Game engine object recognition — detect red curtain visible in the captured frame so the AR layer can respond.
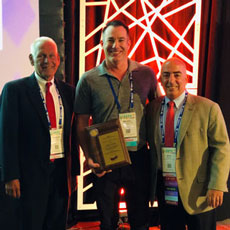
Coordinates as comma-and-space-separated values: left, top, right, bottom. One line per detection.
198, 0, 230, 135
64, 0, 79, 86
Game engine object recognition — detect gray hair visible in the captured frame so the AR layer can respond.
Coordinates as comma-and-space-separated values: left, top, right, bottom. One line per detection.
30, 36, 58, 57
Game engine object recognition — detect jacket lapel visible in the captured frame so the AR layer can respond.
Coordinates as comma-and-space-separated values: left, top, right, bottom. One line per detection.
153, 98, 163, 152
25, 74, 49, 129
55, 79, 71, 140
177, 94, 195, 151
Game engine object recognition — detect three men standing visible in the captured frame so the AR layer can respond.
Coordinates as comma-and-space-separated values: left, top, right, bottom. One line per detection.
0, 21, 229, 230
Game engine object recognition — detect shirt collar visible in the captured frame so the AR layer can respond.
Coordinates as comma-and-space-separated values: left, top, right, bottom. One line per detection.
98, 61, 109, 76
34, 72, 55, 87
165, 91, 186, 109
98, 59, 136, 77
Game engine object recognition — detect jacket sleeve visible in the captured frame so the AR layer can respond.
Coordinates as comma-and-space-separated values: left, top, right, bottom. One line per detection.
70, 113, 80, 176
0, 83, 20, 182
208, 102, 230, 191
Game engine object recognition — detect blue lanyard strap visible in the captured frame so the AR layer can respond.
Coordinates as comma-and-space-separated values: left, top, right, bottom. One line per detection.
129, 72, 134, 109
107, 76, 121, 111
160, 92, 188, 145
106, 73, 134, 112
40, 84, 63, 129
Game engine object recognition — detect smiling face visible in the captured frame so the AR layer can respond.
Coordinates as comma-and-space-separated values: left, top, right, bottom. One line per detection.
160, 58, 187, 100
102, 25, 131, 67
29, 39, 60, 81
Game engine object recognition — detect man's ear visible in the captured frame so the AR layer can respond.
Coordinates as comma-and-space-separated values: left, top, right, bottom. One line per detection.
57, 54, 61, 66
29, 54, 34, 66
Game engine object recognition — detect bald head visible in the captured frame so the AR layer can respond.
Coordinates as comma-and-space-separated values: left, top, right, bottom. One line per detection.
160, 57, 187, 100
30, 36, 58, 57
161, 57, 186, 73
29, 36, 60, 81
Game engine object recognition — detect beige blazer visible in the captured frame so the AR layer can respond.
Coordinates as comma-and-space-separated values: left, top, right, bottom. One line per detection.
146, 93, 230, 214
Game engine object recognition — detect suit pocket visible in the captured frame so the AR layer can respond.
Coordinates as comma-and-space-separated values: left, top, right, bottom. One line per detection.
186, 127, 204, 136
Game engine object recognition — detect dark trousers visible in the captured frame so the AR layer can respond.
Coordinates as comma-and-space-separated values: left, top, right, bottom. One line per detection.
156, 171, 216, 230
0, 159, 68, 230
94, 146, 150, 230
0, 182, 20, 229
42, 159, 68, 230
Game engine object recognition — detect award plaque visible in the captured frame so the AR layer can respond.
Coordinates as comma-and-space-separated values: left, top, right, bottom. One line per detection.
85, 119, 131, 173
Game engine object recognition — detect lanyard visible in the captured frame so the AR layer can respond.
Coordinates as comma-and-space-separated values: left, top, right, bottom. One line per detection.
39, 84, 63, 129
106, 72, 134, 112
160, 92, 188, 145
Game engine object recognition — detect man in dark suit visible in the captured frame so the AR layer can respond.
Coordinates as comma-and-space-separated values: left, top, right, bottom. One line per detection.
0, 36, 80, 230
146, 57, 230, 230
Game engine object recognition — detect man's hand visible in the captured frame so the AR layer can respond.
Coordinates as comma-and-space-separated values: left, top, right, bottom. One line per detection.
5, 179, 21, 198
87, 158, 112, 178
76, 115, 112, 177
206, 189, 223, 208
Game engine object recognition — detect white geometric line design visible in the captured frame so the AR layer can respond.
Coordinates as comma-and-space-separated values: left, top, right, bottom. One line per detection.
78, 0, 202, 210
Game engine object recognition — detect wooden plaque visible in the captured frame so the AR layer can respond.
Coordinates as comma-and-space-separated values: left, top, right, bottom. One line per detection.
85, 119, 131, 173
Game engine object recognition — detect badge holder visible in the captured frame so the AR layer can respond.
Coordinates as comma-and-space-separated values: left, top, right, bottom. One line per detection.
50, 128, 64, 159
119, 112, 137, 147
162, 147, 178, 205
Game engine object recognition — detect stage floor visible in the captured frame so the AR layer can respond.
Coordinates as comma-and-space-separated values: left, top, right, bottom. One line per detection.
68, 219, 230, 230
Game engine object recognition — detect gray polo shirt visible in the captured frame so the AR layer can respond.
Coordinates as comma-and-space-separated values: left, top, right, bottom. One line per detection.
74, 59, 157, 151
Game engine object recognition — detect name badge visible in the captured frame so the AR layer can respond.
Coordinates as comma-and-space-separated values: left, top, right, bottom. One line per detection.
50, 128, 64, 159
119, 112, 137, 147
162, 147, 178, 205
162, 147, 176, 173
164, 175, 178, 205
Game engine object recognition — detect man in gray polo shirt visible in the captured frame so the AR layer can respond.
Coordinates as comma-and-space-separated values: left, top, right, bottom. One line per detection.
74, 20, 160, 230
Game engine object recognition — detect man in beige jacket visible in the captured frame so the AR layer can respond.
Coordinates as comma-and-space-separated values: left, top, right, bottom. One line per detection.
146, 57, 230, 230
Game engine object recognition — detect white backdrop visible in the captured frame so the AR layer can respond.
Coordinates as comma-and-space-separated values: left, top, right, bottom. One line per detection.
0, 0, 39, 91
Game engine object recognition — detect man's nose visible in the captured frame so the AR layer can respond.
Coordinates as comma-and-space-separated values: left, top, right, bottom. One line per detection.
168, 74, 175, 83
44, 56, 48, 63
112, 40, 119, 48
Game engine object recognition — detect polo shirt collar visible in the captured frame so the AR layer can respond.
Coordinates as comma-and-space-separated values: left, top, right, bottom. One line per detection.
98, 59, 139, 77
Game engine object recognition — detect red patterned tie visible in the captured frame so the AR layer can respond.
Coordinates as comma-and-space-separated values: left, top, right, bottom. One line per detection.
46, 82, 56, 129
165, 101, 175, 147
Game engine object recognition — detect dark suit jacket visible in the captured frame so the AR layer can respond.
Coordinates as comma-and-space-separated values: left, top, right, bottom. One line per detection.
0, 73, 80, 210
146, 93, 230, 214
